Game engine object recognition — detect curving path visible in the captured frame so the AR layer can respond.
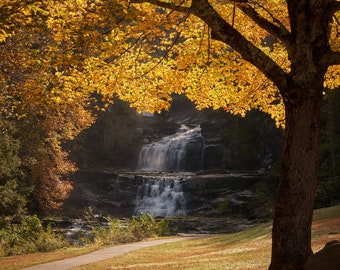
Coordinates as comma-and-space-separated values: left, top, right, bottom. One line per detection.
20, 235, 207, 270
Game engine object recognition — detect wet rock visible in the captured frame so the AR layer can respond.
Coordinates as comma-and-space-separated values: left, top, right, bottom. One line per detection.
57, 170, 278, 222
58, 171, 140, 218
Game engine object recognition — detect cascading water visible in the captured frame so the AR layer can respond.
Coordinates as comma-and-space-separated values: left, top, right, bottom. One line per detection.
137, 124, 203, 172
134, 125, 203, 217
134, 177, 186, 217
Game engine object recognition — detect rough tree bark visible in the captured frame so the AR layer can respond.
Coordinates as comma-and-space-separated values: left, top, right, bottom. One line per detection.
268, 1, 333, 268
269, 86, 323, 270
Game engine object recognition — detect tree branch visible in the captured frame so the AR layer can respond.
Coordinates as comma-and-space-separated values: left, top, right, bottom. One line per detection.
321, 51, 340, 67
130, 0, 192, 14
134, 30, 184, 79
130, 0, 289, 92
190, 0, 288, 91
236, 3, 291, 48
330, 1, 340, 14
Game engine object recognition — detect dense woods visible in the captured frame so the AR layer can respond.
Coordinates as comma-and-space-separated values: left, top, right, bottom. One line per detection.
0, 1, 339, 269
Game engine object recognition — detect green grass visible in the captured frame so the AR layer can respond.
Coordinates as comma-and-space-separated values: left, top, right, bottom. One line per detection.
313, 204, 340, 221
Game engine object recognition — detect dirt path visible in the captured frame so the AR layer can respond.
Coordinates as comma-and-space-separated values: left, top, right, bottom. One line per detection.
20, 235, 206, 270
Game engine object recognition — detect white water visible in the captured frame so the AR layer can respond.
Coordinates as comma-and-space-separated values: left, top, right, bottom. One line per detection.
134, 125, 202, 217
137, 125, 202, 172
134, 177, 186, 217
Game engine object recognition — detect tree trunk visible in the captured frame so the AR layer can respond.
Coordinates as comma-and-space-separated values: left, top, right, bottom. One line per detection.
269, 89, 323, 270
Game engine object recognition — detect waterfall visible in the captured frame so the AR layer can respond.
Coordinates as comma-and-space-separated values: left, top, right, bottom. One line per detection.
137, 125, 203, 172
134, 177, 186, 217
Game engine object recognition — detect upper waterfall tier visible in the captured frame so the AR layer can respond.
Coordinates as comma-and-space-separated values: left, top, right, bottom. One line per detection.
137, 125, 203, 172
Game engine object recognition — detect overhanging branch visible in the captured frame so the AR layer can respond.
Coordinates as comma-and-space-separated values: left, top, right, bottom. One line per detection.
236, 3, 291, 48
330, 1, 340, 14
321, 51, 340, 67
130, 0, 192, 13
130, 0, 289, 92
190, 0, 289, 91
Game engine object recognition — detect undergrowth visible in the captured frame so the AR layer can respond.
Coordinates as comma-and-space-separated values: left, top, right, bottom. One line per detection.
0, 213, 171, 257
0, 215, 66, 256
92, 213, 171, 245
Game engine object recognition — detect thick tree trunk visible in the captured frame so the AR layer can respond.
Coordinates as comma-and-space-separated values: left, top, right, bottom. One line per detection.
268, 1, 331, 266
269, 90, 323, 270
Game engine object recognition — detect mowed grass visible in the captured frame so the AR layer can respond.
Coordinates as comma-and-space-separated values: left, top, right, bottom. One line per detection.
0, 245, 101, 270
73, 224, 273, 270
0, 205, 339, 270
73, 205, 340, 270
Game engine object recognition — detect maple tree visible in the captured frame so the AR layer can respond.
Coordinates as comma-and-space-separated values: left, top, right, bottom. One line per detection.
0, 0, 339, 269
0, 0, 95, 211
48, 1, 337, 268
64, 1, 338, 269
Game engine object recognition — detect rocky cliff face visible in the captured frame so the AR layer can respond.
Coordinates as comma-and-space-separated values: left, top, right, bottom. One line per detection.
60, 95, 282, 220
58, 170, 277, 222
58, 170, 139, 218
56, 92, 340, 224
68, 95, 282, 173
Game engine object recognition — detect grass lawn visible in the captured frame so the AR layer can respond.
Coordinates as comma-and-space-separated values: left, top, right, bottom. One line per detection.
1, 205, 339, 270
0, 245, 101, 270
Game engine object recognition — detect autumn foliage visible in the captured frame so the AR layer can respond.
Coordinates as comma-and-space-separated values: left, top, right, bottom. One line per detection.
0, 1, 339, 268
0, 0, 338, 208
0, 0, 95, 212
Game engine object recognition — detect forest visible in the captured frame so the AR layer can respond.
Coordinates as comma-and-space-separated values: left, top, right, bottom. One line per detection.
0, 1, 339, 269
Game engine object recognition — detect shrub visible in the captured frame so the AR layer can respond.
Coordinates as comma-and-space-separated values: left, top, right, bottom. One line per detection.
0, 214, 171, 257
0, 215, 66, 256
92, 218, 133, 245
92, 213, 171, 245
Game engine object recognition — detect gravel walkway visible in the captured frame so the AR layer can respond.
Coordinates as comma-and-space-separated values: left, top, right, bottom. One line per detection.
20, 235, 205, 270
